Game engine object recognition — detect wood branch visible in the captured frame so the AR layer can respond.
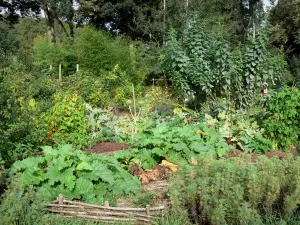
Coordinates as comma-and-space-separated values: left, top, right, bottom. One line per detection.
48, 206, 159, 219
49, 210, 151, 222
62, 200, 164, 211
56, 17, 69, 37
48, 209, 128, 217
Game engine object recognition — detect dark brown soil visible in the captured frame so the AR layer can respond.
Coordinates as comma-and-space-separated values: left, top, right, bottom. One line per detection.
86, 142, 130, 156
227, 146, 297, 163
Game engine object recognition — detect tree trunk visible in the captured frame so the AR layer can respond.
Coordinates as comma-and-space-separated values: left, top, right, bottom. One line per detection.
40, 0, 56, 43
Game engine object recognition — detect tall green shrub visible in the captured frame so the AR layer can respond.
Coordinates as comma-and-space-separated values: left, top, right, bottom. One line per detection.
42, 93, 91, 149
262, 86, 300, 150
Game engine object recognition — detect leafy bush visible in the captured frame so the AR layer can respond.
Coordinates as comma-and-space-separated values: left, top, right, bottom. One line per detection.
262, 86, 300, 150
229, 115, 273, 154
170, 154, 300, 225
0, 21, 18, 68
75, 27, 149, 82
115, 120, 231, 169
42, 93, 91, 149
86, 105, 128, 143
0, 61, 56, 165
10, 145, 140, 205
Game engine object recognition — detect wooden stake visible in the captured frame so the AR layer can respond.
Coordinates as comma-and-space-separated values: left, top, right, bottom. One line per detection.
59, 64, 62, 81
146, 205, 150, 216
76, 64, 79, 72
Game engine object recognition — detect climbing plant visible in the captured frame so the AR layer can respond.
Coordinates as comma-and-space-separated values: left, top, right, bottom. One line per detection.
163, 19, 288, 109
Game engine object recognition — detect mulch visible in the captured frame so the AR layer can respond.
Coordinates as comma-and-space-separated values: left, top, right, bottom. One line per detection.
86, 142, 130, 156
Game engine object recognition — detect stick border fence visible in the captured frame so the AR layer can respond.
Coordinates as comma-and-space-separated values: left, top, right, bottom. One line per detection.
47, 194, 165, 224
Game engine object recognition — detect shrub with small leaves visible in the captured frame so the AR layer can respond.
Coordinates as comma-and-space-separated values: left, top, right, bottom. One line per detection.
262, 86, 300, 150
170, 154, 300, 225
42, 93, 91, 149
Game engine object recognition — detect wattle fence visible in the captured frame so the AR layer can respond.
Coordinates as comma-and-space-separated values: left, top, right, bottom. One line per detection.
47, 195, 165, 224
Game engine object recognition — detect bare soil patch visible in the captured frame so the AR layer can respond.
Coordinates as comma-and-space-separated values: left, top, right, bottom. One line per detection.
86, 142, 130, 156
227, 146, 297, 163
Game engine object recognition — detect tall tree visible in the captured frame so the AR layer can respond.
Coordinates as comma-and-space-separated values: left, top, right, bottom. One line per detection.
77, 0, 265, 43
269, 0, 300, 55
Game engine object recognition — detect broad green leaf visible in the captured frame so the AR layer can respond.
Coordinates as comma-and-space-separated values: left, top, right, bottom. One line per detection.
76, 162, 93, 171
47, 166, 61, 185
10, 157, 44, 174
36, 185, 57, 201
22, 169, 47, 185
91, 163, 114, 185
75, 177, 94, 196
58, 144, 73, 155
94, 183, 107, 197
172, 143, 189, 152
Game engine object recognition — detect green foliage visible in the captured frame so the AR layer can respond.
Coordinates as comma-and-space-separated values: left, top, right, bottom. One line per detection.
10, 145, 140, 204
133, 191, 157, 207
15, 18, 46, 68
86, 104, 128, 143
0, 60, 57, 165
42, 93, 91, 149
228, 115, 273, 154
163, 20, 287, 109
237, 131, 273, 154
0, 174, 133, 225
262, 86, 300, 150
170, 154, 300, 225
115, 120, 231, 169
32, 35, 61, 72
75, 27, 149, 81
152, 209, 192, 225
0, 21, 18, 67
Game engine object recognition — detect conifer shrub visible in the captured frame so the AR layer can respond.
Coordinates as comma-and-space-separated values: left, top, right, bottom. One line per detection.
170, 154, 300, 225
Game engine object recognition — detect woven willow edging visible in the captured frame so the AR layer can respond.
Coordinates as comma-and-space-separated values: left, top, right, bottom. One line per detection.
47, 195, 165, 224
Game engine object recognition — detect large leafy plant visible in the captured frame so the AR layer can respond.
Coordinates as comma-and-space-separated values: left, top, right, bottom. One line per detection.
86, 104, 128, 143
262, 86, 300, 150
163, 19, 286, 109
0, 61, 57, 165
115, 121, 231, 169
10, 145, 140, 204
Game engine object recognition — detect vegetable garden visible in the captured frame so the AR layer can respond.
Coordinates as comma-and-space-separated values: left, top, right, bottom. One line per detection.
1, 1, 300, 224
